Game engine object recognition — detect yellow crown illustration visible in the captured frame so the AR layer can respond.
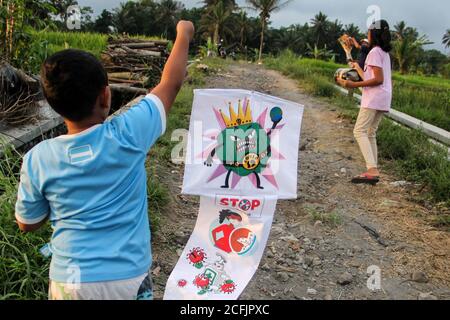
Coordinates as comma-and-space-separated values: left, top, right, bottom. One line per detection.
220, 100, 252, 128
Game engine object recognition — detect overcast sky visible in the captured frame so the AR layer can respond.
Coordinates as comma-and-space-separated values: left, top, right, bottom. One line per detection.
77, 0, 450, 53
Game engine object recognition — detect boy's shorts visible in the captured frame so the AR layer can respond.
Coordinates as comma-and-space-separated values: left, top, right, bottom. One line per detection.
49, 272, 153, 300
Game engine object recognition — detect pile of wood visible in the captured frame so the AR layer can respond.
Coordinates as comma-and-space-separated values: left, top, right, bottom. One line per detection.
102, 37, 170, 90
0, 62, 41, 126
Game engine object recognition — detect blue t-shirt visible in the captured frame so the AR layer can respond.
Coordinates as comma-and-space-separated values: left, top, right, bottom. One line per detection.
15, 94, 166, 283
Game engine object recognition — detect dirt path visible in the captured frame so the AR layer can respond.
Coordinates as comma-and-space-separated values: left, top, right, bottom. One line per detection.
151, 62, 450, 300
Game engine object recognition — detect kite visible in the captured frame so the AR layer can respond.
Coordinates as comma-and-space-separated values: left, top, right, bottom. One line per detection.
164, 89, 304, 300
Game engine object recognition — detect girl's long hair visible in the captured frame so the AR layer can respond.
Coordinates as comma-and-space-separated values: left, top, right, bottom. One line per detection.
369, 20, 392, 52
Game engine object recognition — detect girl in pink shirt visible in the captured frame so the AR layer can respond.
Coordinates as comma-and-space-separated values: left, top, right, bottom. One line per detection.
337, 20, 393, 185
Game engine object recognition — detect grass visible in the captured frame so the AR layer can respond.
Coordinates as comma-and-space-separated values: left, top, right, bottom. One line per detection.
433, 215, 450, 232
0, 145, 51, 300
266, 51, 450, 207
30, 30, 108, 57
266, 51, 450, 131
306, 207, 343, 228
26, 30, 167, 74
25, 30, 108, 73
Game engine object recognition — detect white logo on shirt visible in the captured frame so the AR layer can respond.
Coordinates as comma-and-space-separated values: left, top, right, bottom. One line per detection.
69, 145, 94, 164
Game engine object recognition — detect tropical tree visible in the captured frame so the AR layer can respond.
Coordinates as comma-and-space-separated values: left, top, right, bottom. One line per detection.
415, 49, 449, 74
344, 23, 362, 38
93, 9, 114, 34
200, 0, 235, 45
306, 43, 335, 60
46, 0, 92, 30
394, 21, 408, 38
270, 26, 304, 54
0, 0, 55, 69
156, 0, 183, 39
392, 21, 432, 74
113, 0, 159, 36
443, 29, 450, 49
310, 11, 329, 47
246, 0, 292, 62
236, 10, 252, 47
48, 0, 77, 21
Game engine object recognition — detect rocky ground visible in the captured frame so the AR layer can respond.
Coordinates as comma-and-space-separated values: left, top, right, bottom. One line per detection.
150, 61, 450, 300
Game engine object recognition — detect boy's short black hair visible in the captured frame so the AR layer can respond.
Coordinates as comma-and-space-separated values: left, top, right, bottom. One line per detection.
41, 49, 108, 122
369, 20, 392, 53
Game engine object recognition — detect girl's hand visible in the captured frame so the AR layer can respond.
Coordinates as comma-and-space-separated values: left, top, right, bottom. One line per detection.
336, 78, 347, 88
350, 62, 359, 69
337, 78, 356, 89
346, 80, 356, 88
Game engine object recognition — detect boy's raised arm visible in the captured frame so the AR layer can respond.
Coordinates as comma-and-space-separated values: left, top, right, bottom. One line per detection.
151, 21, 195, 114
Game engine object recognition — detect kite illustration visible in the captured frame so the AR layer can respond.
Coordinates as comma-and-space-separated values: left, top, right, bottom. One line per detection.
202, 98, 285, 190
164, 90, 303, 300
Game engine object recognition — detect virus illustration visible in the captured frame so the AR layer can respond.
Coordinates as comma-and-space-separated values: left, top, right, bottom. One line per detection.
187, 247, 207, 269
193, 274, 211, 293
177, 279, 187, 288
192, 253, 236, 296
220, 280, 237, 294
202, 98, 285, 190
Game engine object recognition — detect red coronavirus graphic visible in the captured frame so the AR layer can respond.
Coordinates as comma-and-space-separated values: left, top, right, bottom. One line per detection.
187, 247, 207, 268
177, 279, 187, 288
220, 280, 236, 294
193, 274, 210, 289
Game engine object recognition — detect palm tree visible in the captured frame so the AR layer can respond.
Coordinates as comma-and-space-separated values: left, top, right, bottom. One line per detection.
236, 10, 252, 47
392, 21, 432, 74
272, 26, 303, 53
246, 0, 292, 63
443, 29, 450, 49
394, 21, 407, 39
344, 23, 361, 38
310, 11, 329, 47
203, 0, 236, 8
200, 0, 234, 45
157, 0, 183, 38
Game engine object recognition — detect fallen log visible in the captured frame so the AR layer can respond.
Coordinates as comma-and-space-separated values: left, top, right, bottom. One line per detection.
108, 77, 144, 85
107, 72, 147, 81
119, 46, 161, 57
109, 84, 148, 95
108, 38, 169, 46
108, 43, 164, 50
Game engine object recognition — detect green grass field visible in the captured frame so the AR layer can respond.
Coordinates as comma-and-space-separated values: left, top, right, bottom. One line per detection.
27, 31, 166, 74
266, 51, 450, 131
265, 51, 450, 206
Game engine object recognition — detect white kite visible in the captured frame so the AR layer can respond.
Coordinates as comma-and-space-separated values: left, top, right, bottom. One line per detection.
164, 89, 304, 300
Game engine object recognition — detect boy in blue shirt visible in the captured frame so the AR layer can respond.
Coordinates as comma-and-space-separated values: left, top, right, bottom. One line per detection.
15, 21, 194, 300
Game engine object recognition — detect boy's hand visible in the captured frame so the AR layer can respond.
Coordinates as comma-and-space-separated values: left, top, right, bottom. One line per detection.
177, 21, 195, 42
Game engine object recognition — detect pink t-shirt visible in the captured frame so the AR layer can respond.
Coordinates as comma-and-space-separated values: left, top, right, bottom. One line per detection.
361, 46, 392, 112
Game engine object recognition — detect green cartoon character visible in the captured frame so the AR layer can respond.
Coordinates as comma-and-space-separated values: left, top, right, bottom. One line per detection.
204, 100, 283, 189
